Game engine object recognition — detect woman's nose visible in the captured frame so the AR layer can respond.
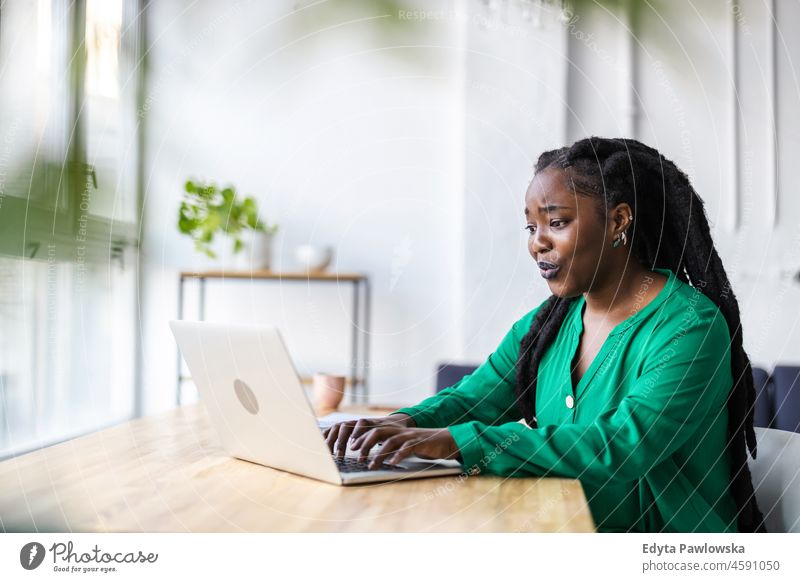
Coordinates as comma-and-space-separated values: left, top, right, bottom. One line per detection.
529, 231, 551, 255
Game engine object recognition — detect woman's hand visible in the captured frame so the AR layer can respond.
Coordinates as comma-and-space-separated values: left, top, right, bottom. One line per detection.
323, 414, 416, 458
351, 426, 462, 470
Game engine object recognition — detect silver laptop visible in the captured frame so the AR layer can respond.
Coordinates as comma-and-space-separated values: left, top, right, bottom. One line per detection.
169, 320, 464, 485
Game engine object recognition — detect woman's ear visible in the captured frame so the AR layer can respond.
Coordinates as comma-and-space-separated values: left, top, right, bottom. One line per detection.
611, 203, 634, 236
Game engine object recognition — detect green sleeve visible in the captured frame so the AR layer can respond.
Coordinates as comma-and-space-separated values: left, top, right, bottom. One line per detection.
448, 310, 733, 484
388, 305, 543, 428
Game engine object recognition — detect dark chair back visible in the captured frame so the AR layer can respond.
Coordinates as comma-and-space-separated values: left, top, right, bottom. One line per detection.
752, 366, 773, 429
435, 363, 479, 393
772, 366, 800, 433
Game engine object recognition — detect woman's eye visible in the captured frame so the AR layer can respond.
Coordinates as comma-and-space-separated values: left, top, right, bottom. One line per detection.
525, 220, 567, 234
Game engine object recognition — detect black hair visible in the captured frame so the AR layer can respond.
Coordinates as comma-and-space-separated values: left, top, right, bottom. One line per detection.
514, 136, 765, 533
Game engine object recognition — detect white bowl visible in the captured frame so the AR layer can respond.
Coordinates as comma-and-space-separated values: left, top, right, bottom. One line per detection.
294, 244, 333, 272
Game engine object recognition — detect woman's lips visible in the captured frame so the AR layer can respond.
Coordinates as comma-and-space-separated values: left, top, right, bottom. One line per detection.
539, 265, 561, 280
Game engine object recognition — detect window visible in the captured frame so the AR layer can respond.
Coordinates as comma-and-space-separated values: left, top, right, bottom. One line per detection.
0, 0, 142, 458
0, 0, 139, 259
0, 253, 136, 458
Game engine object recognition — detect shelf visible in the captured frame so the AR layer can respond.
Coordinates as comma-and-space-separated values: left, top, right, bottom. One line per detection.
179, 270, 366, 282
177, 272, 370, 405
178, 375, 365, 386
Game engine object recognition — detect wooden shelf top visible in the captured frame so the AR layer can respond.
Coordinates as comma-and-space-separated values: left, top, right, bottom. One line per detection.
180, 375, 365, 386
179, 270, 367, 282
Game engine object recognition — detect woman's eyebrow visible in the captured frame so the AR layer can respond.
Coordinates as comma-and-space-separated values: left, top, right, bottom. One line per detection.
524, 205, 571, 215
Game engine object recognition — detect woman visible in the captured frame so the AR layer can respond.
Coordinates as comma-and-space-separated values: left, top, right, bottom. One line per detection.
323, 137, 766, 533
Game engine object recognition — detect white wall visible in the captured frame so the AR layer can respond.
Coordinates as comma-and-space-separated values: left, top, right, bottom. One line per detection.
140, 0, 800, 415
459, 1, 568, 360
140, 0, 464, 412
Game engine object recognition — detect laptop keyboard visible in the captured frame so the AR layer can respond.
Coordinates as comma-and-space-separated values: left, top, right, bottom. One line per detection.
334, 456, 410, 473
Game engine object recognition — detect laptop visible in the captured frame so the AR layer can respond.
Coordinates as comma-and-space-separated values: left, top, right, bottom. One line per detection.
169, 320, 465, 485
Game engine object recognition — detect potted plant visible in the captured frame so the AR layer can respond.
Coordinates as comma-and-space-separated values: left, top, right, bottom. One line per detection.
177, 179, 278, 269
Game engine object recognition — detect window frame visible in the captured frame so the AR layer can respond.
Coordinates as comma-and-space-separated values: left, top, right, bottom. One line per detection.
0, 0, 141, 263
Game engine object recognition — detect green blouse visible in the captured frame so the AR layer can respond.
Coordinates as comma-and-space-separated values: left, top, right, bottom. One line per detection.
390, 267, 739, 533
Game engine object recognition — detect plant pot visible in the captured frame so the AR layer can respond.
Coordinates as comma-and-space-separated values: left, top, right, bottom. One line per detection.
249, 231, 274, 270
218, 231, 274, 272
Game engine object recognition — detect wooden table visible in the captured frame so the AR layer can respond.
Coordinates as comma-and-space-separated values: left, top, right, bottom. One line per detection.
0, 405, 595, 533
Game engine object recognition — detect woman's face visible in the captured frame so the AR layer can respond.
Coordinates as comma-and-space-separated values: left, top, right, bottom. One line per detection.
524, 167, 614, 298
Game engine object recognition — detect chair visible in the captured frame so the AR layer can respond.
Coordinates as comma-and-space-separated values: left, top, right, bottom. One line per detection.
747, 365, 800, 433
751, 366, 773, 429
435, 363, 478, 393
772, 366, 800, 433
748, 427, 800, 533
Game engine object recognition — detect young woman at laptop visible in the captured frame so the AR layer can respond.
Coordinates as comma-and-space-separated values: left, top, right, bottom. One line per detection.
322, 137, 766, 533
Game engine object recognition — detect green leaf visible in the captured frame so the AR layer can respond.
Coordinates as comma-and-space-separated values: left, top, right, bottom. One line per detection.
199, 228, 214, 243
193, 240, 216, 258
204, 212, 222, 233
177, 215, 193, 234
241, 197, 259, 229
199, 183, 216, 200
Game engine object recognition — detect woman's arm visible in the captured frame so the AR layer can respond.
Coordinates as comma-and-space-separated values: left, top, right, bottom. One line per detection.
388, 307, 542, 428
447, 311, 733, 485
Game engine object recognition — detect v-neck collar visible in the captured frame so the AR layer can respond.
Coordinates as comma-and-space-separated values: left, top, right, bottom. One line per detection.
567, 267, 677, 397
569, 267, 677, 336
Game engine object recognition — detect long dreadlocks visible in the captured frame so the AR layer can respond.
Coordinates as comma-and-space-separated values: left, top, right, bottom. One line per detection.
514, 136, 766, 533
